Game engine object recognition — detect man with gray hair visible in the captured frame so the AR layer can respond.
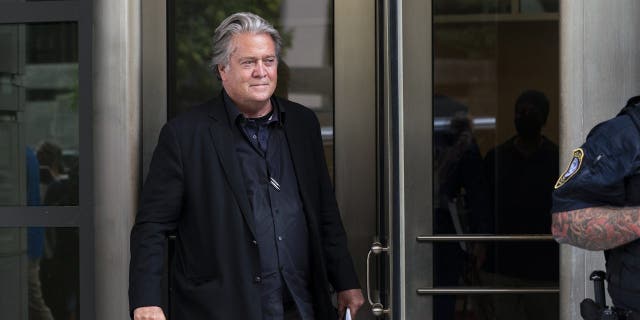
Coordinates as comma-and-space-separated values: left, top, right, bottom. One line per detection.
129, 12, 364, 320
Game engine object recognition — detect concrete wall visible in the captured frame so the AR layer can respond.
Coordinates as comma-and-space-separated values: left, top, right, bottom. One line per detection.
559, 1, 640, 319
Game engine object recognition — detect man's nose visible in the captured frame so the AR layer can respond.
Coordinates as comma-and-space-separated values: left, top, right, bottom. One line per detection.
253, 61, 267, 77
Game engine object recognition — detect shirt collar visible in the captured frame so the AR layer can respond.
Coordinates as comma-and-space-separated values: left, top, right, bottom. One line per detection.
222, 90, 285, 126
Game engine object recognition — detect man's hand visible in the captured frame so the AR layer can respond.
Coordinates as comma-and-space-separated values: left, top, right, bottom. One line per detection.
337, 288, 365, 320
133, 306, 165, 320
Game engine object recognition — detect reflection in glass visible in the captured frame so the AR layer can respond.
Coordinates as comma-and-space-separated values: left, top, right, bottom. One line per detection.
0, 22, 78, 207
0, 0, 74, 2
432, 240, 558, 288
432, 240, 558, 319
432, 1, 560, 319
0, 227, 79, 319
171, 0, 335, 176
434, 293, 558, 319
433, 0, 511, 15
520, 0, 559, 13
484, 91, 559, 289
433, 95, 491, 236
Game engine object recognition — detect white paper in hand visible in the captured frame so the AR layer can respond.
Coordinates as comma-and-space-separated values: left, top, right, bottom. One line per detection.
345, 307, 352, 320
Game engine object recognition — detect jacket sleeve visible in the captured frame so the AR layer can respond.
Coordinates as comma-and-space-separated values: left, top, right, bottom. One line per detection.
129, 123, 184, 315
308, 112, 361, 292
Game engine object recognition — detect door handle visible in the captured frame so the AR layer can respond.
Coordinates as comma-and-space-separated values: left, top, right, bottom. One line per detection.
366, 242, 390, 317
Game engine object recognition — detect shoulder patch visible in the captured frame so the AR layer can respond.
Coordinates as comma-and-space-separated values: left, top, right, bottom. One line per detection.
554, 148, 584, 189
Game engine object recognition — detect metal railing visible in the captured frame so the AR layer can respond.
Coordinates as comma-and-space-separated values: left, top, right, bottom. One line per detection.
417, 287, 559, 295
415, 233, 559, 295
417, 234, 554, 242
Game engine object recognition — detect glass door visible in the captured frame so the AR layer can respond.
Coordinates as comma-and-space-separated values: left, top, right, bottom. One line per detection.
389, 0, 561, 319
162, 2, 381, 319
153, 1, 562, 319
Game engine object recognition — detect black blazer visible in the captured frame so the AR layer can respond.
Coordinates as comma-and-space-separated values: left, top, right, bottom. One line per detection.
129, 95, 360, 319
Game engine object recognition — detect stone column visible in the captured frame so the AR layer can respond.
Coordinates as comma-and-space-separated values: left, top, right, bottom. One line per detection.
93, 0, 140, 318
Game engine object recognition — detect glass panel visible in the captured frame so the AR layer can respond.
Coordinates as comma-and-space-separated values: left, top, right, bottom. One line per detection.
0, 227, 79, 319
433, 241, 558, 288
171, 0, 335, 177
431, 1, 560, 318
433, 293, 558, 320
520, 0, 559, 13
432, 16, 559, 234
433, 0, 512, 15
0, 22, 78, 207
0, 0, 75, 2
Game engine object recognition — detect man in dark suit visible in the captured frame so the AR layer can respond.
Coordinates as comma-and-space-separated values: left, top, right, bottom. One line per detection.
129, 12, 364, 320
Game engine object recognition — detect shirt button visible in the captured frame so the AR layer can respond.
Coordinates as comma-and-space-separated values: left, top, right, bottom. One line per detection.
252, 239, 257, 245
252, 134, 257, 139
254, 275, 262, 283
278, 236, 283, 241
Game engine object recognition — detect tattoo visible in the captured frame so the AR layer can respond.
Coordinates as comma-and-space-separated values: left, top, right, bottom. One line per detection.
552, 206, 640, 251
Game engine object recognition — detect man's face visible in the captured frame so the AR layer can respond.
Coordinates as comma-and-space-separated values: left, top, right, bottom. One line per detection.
514, 102, 545, 137
219, 33, 278, 113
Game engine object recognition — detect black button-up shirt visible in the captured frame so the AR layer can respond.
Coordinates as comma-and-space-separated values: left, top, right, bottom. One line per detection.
223, 92, 313, 319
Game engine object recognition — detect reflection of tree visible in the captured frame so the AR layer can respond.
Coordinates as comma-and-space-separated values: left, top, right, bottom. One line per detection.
174, 1, 292, 113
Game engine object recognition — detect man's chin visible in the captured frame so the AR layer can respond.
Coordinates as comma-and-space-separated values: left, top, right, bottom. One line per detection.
248, 91, 274, 101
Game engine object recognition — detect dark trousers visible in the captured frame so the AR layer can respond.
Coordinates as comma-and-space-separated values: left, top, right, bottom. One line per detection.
283, 300, 302, 320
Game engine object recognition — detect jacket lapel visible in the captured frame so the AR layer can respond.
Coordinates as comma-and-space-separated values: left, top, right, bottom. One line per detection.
208, 100, 257, 238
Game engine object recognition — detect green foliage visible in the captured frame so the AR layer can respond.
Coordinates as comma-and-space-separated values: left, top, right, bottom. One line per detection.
174, 0, 292, 111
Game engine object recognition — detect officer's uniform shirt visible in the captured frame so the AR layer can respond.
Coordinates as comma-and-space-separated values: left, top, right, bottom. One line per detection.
551, 109, 640, 311
552, 114, 640, 212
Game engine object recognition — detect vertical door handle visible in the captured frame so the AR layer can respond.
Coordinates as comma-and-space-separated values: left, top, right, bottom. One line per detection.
366, 242, 390, 317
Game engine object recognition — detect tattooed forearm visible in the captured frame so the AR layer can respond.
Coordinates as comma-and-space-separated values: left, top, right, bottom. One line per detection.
551, 206, 640, 251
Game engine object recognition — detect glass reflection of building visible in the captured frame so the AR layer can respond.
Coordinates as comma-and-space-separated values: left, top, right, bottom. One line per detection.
432, 1, 560, 318
0, 22, 79, 319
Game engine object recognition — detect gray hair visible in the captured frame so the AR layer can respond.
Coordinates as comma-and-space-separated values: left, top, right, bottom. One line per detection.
211, 12, 282, 79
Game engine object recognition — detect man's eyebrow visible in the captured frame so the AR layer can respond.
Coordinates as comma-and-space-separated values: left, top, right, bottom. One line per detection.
238, 54, 276, 59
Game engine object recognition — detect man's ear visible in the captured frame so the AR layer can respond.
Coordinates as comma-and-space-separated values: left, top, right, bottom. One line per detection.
218, 64, 227, 81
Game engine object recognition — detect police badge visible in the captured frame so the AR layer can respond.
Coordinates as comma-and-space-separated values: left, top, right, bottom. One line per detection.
555, 148, 584, 189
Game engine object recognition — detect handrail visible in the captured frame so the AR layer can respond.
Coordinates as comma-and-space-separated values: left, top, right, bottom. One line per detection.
417, 234, 554, 242
417, 287, 559, 295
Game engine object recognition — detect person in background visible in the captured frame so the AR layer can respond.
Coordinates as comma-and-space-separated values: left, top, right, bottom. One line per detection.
26, 146, 55, 320
433, 95, 491, 319
36, 141, 80, 320
484, 90, 559, 319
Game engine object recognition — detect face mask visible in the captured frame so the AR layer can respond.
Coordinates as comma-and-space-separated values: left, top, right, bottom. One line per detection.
514, 115, 542, 138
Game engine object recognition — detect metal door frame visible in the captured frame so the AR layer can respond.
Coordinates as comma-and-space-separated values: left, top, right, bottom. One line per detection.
398, 1, 561, 319
397, 0, 432, 317
148, 1, 386, 318
352, 1, 562, 319
334, 1, 378, 319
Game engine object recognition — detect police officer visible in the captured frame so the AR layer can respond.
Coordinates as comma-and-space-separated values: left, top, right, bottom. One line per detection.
551, 95, 640, 318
